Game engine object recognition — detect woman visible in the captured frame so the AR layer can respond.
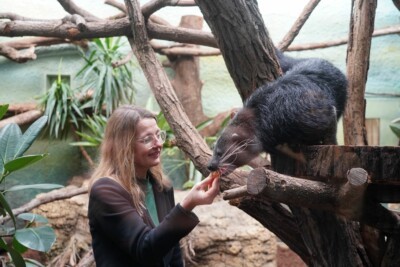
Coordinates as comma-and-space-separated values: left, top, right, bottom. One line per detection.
88, 105, 220, 267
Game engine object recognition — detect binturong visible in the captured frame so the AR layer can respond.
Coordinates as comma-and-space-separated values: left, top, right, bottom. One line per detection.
208, 51, 348, 176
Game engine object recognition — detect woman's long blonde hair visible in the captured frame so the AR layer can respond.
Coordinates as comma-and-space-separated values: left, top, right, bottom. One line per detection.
89, 105, 171, 214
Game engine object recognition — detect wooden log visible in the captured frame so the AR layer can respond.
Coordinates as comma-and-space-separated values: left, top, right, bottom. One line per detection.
222, 185, 247, 200
272, 145, 400, 185
0, 109, 43, 129
245, 167, 368, 220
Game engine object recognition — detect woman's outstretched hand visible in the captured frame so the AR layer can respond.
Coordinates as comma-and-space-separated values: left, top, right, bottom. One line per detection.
180, 172, 220, 211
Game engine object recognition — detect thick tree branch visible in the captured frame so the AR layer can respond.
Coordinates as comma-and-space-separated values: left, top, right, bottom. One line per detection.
57, 0, 102, 22
124, 0, 212, 174
0, 185, 88, 224
0, 44, 36, 62
0, 37, 87, 62
226, 167, 369, 221
0, 18, 217, 47
105, 0, 127, 13
278, 0, 321, 51
343, 0, 377, 146
0, 110, 43, 129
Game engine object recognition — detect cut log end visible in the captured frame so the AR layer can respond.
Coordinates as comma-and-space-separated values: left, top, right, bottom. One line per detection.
347, 167, 369, 186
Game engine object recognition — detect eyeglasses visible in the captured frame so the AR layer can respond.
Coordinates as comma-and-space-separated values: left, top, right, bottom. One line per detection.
136, 130, 167, 147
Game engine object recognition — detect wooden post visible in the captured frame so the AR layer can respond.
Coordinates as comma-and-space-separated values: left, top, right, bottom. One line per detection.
343, 0, 377, 145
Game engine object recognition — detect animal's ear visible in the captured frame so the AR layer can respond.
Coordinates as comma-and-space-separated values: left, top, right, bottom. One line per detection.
230, 108, 239, 119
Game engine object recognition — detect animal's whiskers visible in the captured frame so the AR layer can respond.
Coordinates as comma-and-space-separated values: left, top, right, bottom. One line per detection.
219, 138, 256, 167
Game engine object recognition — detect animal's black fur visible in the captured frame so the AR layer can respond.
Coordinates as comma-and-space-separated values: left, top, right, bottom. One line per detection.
208, 51, 348, 175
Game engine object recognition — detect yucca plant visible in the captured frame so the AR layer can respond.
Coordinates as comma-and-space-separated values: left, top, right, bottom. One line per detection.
0, 104, 63, 267
69, 114, 107, 147
77, 37, 136, 116
38, 61, 83, 139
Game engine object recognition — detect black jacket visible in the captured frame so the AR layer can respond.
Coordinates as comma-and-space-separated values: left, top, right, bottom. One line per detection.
88, 177, 199, 267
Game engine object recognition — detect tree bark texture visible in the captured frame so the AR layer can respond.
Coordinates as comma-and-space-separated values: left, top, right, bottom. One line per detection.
169, 15, 208, 127
193, 1, 388, 266
343, 0, 377, 146
195, 0, 282, 101
124, 0, 212, 175
271, 145, 400, 265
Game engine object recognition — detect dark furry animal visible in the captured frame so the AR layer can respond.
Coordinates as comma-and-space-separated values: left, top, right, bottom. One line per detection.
208, 51, 348, 175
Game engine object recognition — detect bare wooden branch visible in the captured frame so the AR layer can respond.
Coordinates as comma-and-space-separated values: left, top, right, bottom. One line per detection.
149, 15, 173, 27
336, 168, 369, 219
0, 43, 36, 62
62, 14, 88, 32
147, 21, 218, 47
124, 0, 212, 174
0, 110, 43, 129
142, 0, 197, 18
0, 186, 88, 224
158, 46, 220, 56
1, 37, 86, 49
112, 51, 134, 68
278, 0, 321, 51
7, 102, 37, 113
246, 167, 368, 220
287, 25, 400, 51
272, 145, 400, 186
0, 36, 87, 63
222, 185, 247, 200
343, 0, 377, 146
57, 0, 102, 22
105, 0, 127, 13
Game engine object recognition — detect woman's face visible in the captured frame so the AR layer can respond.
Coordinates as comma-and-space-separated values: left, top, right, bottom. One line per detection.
134, 118, 163, 178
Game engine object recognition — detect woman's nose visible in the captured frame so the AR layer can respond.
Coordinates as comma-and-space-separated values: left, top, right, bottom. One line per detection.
152, 137, 163, 148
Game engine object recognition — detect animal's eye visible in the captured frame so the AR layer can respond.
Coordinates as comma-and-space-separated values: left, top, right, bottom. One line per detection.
210, 142, 216, 150
231, 133, 239, 140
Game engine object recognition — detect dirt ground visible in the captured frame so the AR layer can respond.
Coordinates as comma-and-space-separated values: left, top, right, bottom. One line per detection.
277, 243, 307, 267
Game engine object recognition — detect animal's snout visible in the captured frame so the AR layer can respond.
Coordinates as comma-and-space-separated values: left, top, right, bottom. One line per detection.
207, 159, 219, 172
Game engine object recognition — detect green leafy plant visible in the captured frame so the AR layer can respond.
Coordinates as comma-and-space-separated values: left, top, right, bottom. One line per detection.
38, 61, 83, 139
0, 104, 63, 266
70, 114, 107, 147
77, 37, 136, 116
